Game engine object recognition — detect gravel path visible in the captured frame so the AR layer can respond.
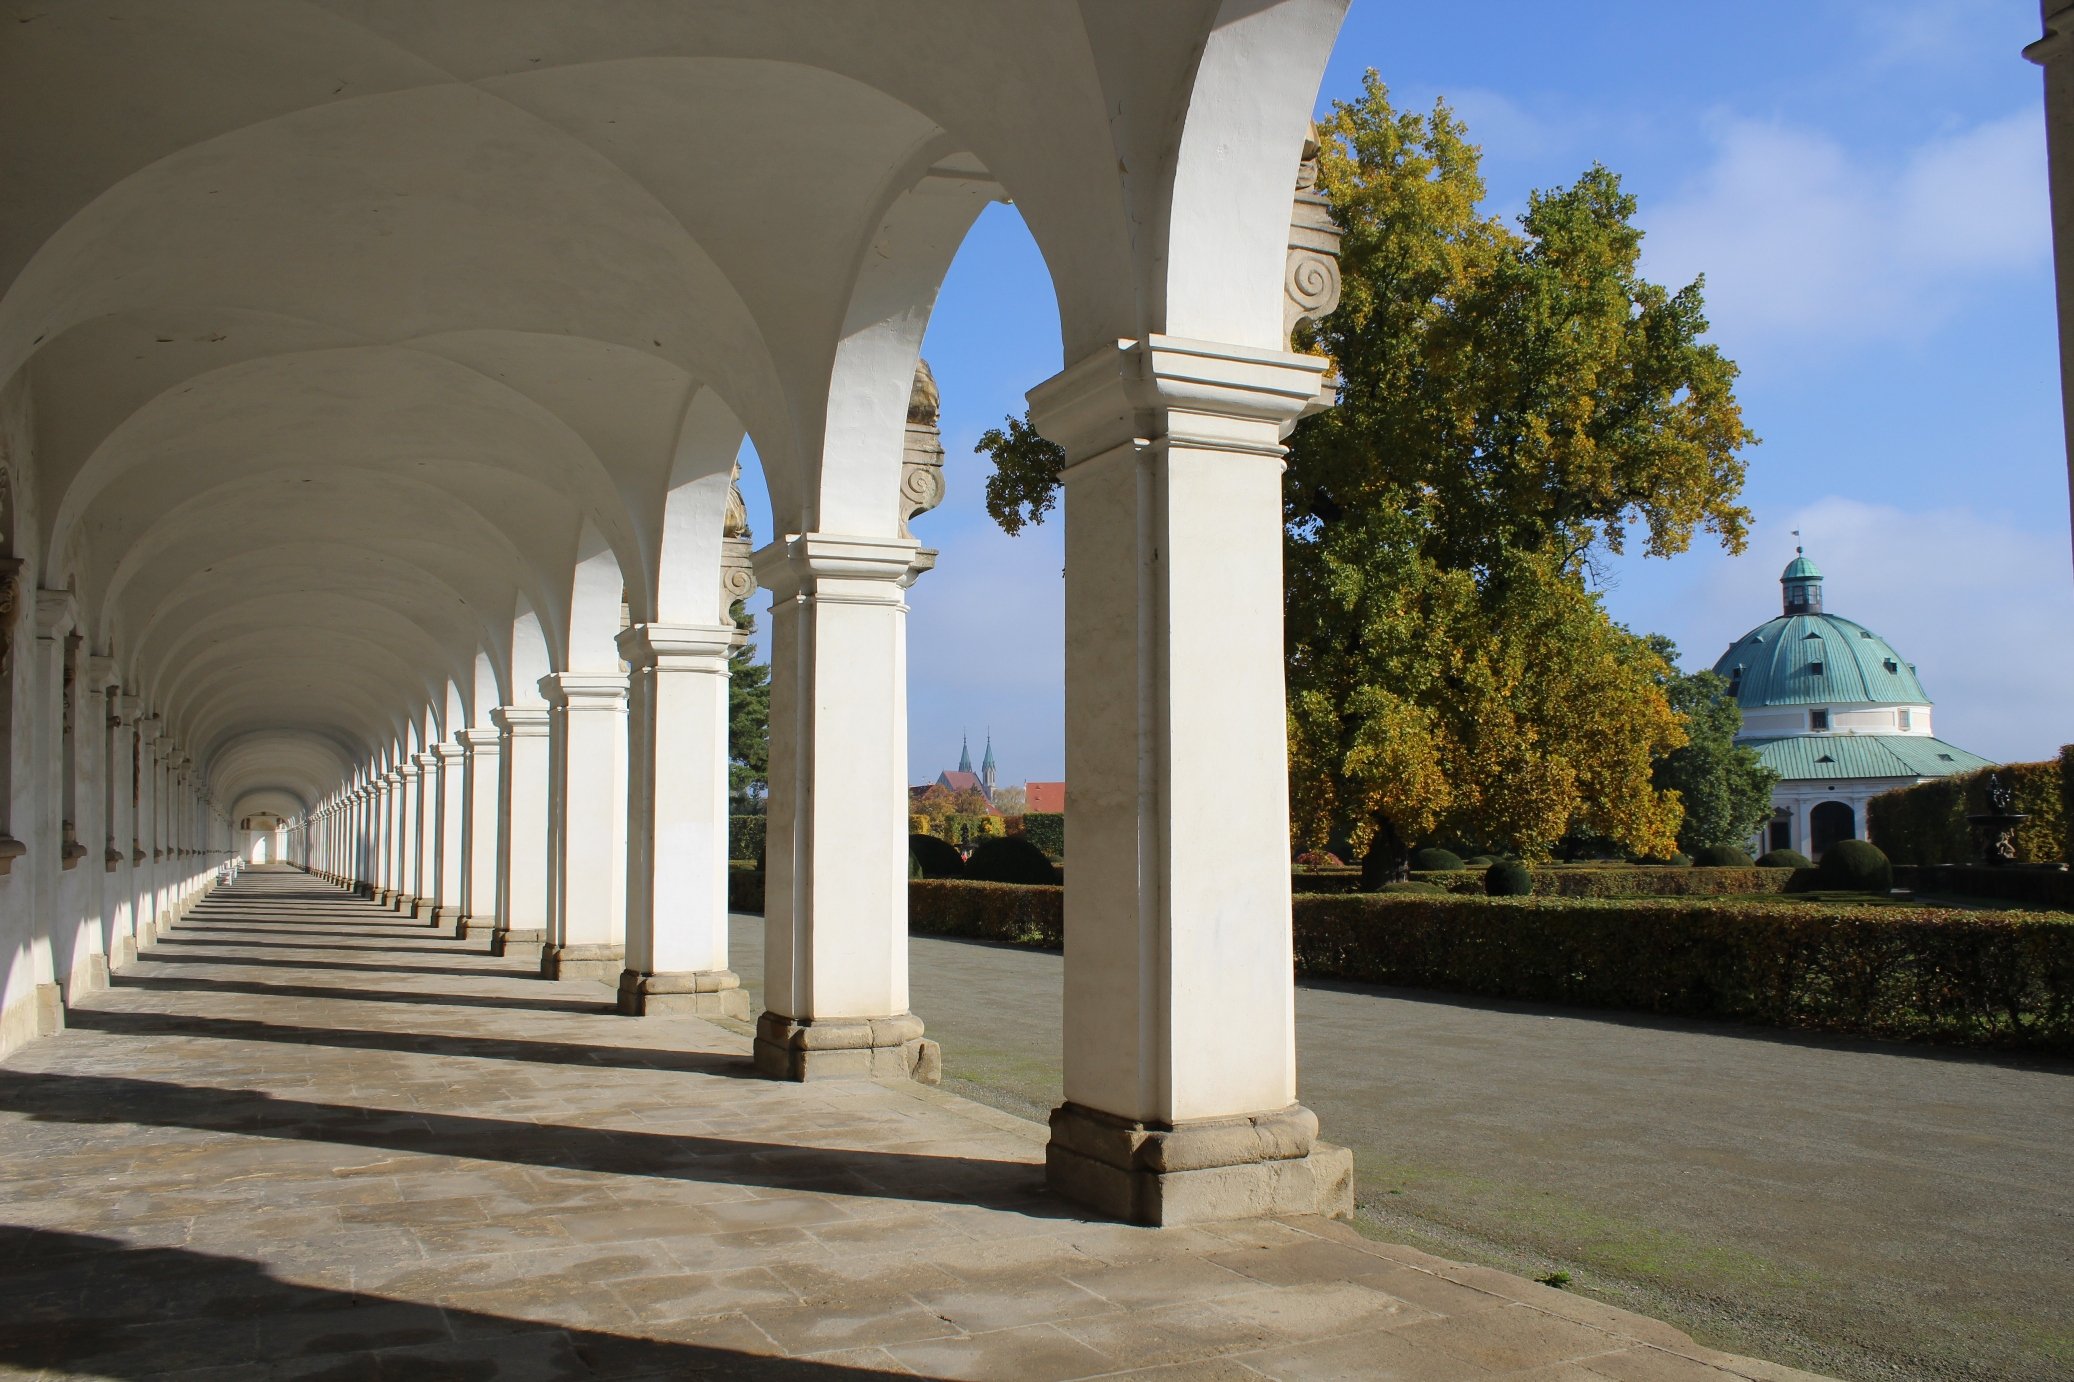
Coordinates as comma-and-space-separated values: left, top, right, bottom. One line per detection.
730, 917, 2074, 1382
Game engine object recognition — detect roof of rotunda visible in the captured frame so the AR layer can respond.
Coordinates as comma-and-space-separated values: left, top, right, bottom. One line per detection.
1743, 734, 1992, 781
1711, 612, 1931, 708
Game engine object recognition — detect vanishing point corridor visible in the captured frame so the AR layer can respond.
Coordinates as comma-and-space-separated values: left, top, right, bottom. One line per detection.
0, 867, 1818, 1381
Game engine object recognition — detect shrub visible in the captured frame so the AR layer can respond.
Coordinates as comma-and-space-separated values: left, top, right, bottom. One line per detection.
938, 814, 1006, 846
1821, 839, 1893, 893
909, 879, 1063, 947
1410, 847, 1465, 871
1381, 880, 1446, 895
964, 835, 1061, 885
1668, 853, 1692, 867
728, 869, 765, 915
908, 851, 924, 880
1021, 812, 1065, 858
909, 814, 932, 837
1295, 849, 1346, 868
1693, 844, 1754, 867
908, 833, 964, 879
1486, 859, 1533, 896
1758, 849, 1812, 869
1290, 893, 2074, 1050
728, 815, 766, 863
1465, 855, 1496, 866
1869, 759, 2068, 865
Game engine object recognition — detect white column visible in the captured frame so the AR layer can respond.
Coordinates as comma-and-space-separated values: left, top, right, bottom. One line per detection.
372, 773, 396, 901
752, 534, 934, 1081
27, 593, 74, 1027
429, 743, 466, 928
393, 760, 421, 912
490, 705, 551, 964
2028, 7, 2074, 579
408, 751, 436, 917
540, 673, 629, 982
76, 658, 113, 990
105, 694, 137, 968
458, 728, 500, 940
616, 623, 745, 1017
132, 725, 157, 939
1028, 337, 1350, 1225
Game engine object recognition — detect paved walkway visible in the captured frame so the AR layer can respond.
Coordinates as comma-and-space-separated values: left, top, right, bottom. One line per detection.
723, 928, 2074, 1382
0, 868, 1824, 1381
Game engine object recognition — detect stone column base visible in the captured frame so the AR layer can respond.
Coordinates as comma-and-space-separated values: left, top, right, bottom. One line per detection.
372, 888, 393, 906
1044, 1102, 1354, 1227
429, 905, 460, 928
617, 969, 750, 1019
753, 1011, 941, 1084
455, 916, 493, 942
33, 983, 64, 1037
112, 936, 137, 971
69, 955, 110, 997
542, 943, 624, 982
491, 928, 546, 968
392, 894, 418, 915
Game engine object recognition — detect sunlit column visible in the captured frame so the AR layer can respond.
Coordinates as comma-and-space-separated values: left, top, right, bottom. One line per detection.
490, 705, 551, 965
430, 742, 465, 929
616, 623, 745, 1017
457, 728, 501, 941
540, 673, 629, 981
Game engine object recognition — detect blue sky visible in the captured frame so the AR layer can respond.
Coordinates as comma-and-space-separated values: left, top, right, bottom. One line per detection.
750, 0, 2073, 785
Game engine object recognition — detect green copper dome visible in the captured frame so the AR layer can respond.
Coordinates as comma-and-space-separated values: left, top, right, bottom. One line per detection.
1711, 553, 1930, 708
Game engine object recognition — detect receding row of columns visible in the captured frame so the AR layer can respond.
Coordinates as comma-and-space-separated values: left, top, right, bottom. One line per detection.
0, 584, 228, 1057
296, 337, 1359, 1226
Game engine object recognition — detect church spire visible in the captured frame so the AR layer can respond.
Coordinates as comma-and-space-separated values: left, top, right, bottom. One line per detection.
980, 730, 997, 795
958, 731, 972, 774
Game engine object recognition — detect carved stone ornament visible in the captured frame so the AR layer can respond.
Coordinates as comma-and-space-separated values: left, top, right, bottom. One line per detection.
0, 556, 21, 680
719, 459, 756, 632
1285, 125, 1343, 346
899, 358, 947, 538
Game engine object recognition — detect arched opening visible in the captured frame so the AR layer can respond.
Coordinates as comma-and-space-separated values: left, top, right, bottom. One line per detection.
1811, 800, 1857, 858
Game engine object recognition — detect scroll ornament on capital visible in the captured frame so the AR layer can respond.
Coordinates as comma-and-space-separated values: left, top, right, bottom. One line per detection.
899, 359, 947, 538
719, 460, 756, 647
1285, 126, 1343, 347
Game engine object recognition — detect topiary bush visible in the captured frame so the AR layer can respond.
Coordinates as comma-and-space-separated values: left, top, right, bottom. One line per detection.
1020, 812, 1065, 858
1465, 855, 1496, 866
908, 833, 964, 879
1486, 858, 1533, 896
1409, 847, 1465, 871
1821, 839, 1893, 893
1295, 849, 1346, 868
963, 835, 1061, 885
1380, 880, 1446, 895
1693, 844, 1755, 868
1758, 848, 1812, 869
1667, 853, 1693, 867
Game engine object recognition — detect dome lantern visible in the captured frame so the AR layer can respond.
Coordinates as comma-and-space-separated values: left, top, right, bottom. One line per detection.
1781, 548, 1822, 616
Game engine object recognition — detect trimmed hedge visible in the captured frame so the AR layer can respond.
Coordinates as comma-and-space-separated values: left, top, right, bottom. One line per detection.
727, 815, 766, 864
1299, 866, 1806, 898
1898, 864, 2074, 911
909, 879, 1063, 947
1692, 845, 1754, 868
909, 833, 964, 879
1410, 847, 1465, 871
741, 874, 2074, 1047
1820, 839, 1892, 893
964, 836, 1061, 885
1869, 757, 2070, 865
1290, 895, 2074, 1049
1485, 859, 1532, 896
728, 868, 765, 915
1758, 849, 1812, 869
1020, 812, 1065, 858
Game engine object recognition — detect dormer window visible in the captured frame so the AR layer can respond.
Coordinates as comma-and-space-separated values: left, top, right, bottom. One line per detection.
1810, 709, 1830, 730
1810, 661, 1824, 676
1883, 658, 1898, 674
1898, 709, 1912, 730
1816, 754, 1835, 764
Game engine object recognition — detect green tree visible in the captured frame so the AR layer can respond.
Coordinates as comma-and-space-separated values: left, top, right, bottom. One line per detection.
975, 75, 1755, 878
1644, 636, 1779, 854
728, 599, 771, 810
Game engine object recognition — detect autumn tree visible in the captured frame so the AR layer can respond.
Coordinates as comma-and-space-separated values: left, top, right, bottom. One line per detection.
1644, 637, 1779, 854
976, 75, 1756, 877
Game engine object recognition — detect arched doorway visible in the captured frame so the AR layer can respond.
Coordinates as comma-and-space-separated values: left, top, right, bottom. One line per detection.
1811, 801, 1856, 858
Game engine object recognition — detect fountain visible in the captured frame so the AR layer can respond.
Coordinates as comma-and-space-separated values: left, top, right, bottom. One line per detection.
1965, 772, 2030, 866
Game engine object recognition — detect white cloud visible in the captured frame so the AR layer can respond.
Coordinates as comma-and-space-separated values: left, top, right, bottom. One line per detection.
1603, 497, 2074, 765
1639, 109, 2048, 347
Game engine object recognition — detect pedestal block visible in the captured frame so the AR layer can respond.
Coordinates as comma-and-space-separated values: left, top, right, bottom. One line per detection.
542, 943, 624, 982
752, 1011, 940, 1084
492, 928, 546, 968
1045, 1102, 1352, 1227
617, 968, 750, 1019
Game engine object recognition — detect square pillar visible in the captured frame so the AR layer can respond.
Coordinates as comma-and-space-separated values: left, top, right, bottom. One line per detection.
457, 728, 501, 939
490, 706, 551, 965
751, 534, 937, 1083
105, 695, 138, 969
393, 760, 421, 912
1028, 337, 1351, 1225
430, 743, 466, 927
539, 673, 629, 982
412, 751, 440, 918
371, 774, 395, 902
616, 623, 746, 1019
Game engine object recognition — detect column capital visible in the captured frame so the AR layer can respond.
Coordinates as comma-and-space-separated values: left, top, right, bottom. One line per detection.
490, 704, 551, 736
83, 655, 118, 691
457, 727, 502, 751
32, 587, 78, 640
617, 621, 734, 671
539, 671, 629, 709
396, 761, 420, 781
752, 532, 925, 604
413, 751, 439, 771
431, 742, 466, 763
2027, 5, 2074, 63
1026, 335, 1330, 466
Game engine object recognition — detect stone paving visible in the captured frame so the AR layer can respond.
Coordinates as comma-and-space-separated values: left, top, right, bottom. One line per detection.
0, 868, 1829, 1380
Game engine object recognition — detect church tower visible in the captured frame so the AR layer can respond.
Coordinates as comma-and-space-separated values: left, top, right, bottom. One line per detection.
958, 732, 972, 775
981, 732, 997, 797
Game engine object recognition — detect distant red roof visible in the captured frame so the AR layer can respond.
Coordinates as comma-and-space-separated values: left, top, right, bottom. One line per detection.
1025, 781, 1065, 814
935, 770, 985, 794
